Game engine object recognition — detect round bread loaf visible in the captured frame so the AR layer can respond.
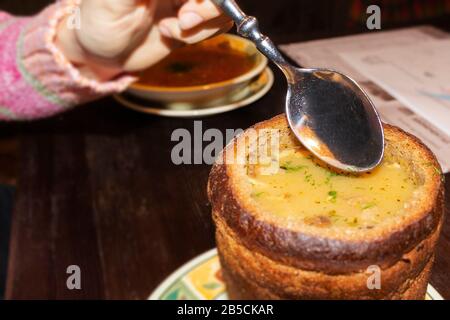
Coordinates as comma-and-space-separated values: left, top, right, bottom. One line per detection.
208, 114, 444, 299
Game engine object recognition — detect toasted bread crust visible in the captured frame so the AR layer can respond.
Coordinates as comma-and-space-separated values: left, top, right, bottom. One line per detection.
208, 114, 444, 298
216, 207, 442, 299
220, 251, 435, 300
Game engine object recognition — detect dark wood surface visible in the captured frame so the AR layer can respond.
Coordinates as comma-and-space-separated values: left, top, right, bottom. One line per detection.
3, 73, 286, 299
3, 65, 450, 300
0, 0, 449, 300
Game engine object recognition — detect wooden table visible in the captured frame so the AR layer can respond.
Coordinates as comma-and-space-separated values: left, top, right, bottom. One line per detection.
2, 71, 289, 299
1, 17, 450, 299
2, 65, 449, 300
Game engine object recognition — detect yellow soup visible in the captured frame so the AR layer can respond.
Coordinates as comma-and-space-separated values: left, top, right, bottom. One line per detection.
248, 148, 418, 230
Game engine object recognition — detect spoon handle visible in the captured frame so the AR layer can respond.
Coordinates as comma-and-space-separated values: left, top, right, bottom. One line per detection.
212, 0, 290, 71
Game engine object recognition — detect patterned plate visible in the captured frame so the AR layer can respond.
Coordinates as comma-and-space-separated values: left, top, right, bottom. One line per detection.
149, 248, 444, 300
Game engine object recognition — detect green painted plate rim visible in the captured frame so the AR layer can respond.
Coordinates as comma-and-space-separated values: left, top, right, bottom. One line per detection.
149, 248, 444, 300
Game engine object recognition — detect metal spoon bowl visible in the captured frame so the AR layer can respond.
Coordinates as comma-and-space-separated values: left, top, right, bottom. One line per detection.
213, 0, 384, 172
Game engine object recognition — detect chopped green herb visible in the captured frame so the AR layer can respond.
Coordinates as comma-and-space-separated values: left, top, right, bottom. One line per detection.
362, 202, 377, 210
323, 171, 340, 185
304, 173, 316, 186
327, 190, 337, 202
280, 161, 306, 172
251, 192, 265, 198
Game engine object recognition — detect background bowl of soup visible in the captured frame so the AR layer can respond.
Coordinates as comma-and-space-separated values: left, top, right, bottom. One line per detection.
127, 34, 268, 107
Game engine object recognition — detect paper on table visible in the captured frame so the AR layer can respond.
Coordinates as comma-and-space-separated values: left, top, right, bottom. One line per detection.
377, 103, 450, 172
280, 26, 450, 173
340, 39, 450, 138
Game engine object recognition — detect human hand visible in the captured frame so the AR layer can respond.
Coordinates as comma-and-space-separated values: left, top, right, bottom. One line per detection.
56, 0, 232, 81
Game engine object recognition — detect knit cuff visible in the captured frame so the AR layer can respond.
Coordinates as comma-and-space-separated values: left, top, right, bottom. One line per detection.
20, 0, 136, 109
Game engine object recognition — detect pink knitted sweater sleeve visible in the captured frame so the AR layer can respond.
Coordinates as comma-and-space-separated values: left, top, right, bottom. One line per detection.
0, 1, 135, 121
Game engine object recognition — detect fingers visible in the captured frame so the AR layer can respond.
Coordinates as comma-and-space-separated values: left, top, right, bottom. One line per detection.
76, 0, 157, 59
157, 0, 232, 43
122, 27, 183, 72
121, 0, 233, 71
158, 15, 233, 44
97, 0, 156, 17
177, 0, 225, 30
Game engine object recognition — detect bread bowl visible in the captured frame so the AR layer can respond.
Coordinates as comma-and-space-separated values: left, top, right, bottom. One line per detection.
207, 114, 444, 299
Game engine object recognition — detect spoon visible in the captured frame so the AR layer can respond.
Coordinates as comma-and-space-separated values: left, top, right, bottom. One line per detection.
212, 0, 384, 172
